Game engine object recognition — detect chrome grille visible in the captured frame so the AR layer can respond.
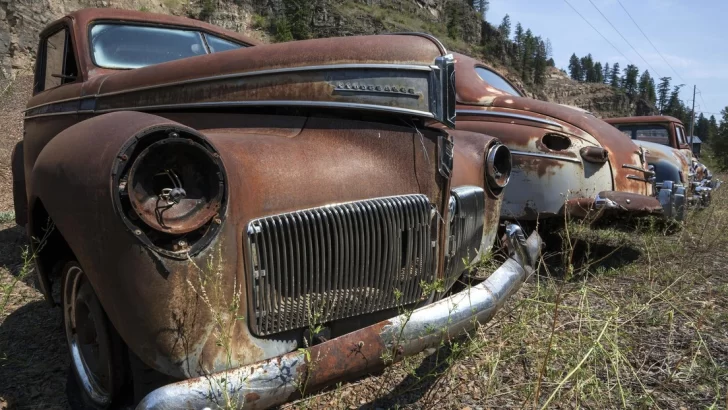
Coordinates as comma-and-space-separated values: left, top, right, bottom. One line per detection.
444, 186, 486, 289
246, 194, 434, 336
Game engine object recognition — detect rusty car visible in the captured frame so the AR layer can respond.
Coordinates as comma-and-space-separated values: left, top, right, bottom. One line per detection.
450, 53, 663, 222
10, 8, 541, 410
605, 116, 719, 217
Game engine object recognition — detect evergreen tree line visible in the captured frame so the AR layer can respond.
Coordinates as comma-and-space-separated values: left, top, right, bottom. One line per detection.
711, 108, 728, 170
567, 53, 714, 139
480, 14, 554, 87
567, 53, 658, 105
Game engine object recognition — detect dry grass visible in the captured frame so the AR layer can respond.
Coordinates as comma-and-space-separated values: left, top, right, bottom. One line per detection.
287, 185, 728, 409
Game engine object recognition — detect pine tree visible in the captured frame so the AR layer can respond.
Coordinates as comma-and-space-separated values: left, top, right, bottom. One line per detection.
665, 84, 684, 117
580, 54, 595, 82
622, 64, 639, 96
657, 77, 672, 113
638, 70, 651, 98
521, 29, 535, 82
498, 14, 511, 39
709, 115, 719, 141
514, 23, 524, 66
610, 63, 620, 88
446, 2, 462, 40
647, 77, 657, 104
568, 53, 582, 81
533, 38, 547, 85
285, 1, 313, 40
711, 108, 728, 170
471, 0, 489, 17
545, 39, 553, 59
593, 62, 604, 83
602, 63, 610, 84
696, 113, 709, 142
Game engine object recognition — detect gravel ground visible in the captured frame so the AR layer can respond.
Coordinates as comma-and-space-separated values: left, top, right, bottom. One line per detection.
0, 75, 69, 410
0, 76, 31, 215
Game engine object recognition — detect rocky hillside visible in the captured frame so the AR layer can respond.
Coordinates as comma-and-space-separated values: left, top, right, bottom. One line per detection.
539, 67, 656, 118
0, 0, 645, 118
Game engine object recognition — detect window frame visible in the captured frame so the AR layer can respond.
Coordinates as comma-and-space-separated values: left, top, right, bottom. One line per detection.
675, 124, 687, 147
474, 64, 524, 97
87, 21, 249, 70
35, 24, 80, 94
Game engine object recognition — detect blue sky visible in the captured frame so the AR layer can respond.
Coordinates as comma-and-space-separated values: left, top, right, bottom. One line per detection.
486, 0, 726, 120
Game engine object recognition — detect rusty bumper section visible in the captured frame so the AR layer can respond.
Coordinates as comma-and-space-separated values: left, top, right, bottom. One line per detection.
136, 226, 541, 410
565, 191, 664, 219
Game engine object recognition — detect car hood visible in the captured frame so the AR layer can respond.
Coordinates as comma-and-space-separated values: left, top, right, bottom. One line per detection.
634, 140, 690, 172
75, 34, 455, 127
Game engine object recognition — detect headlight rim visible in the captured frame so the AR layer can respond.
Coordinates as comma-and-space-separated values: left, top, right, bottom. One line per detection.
485, 142, 512, 191
112, 126, 228, 259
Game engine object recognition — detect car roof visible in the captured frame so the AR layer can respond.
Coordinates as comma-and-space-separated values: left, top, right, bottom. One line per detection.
604, 115, 683, 126
55, 8, 261, 46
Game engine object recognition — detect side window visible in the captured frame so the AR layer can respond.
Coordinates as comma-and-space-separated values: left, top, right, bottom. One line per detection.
634, 125, 670, 146
204, 33, 244, 53
39, 27, 78, 93
676, 125, 686, 145
44, 30, 66, 90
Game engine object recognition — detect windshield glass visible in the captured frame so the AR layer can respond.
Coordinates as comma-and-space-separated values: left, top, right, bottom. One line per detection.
90, 24, 244, 69
475, 66, 521, 96
204, 33, 242, 53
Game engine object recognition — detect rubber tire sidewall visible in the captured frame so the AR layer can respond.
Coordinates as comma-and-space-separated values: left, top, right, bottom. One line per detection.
61, 261, 128, 410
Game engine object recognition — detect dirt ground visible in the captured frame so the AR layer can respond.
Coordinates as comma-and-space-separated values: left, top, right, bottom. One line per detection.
0, 73, 727, 409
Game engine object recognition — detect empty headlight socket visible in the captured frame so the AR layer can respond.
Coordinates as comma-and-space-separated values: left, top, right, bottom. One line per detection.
112, 126, 228, 259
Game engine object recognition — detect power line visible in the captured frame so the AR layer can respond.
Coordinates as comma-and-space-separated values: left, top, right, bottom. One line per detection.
616, 0, 685, 83
587, 0, 661, 77
562, 0, 633, 65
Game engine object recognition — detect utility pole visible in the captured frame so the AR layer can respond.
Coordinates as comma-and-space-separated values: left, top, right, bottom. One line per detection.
689, 84, 696, 151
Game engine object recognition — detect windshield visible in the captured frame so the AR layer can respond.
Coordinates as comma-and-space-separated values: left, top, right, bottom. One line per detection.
617, 124, 670, 146
90, 24, 244, 69
475, 66, 522, 96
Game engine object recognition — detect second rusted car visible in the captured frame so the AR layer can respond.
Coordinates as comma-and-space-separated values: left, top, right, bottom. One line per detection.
451, 53, 662, 222
12, 8, 540, 410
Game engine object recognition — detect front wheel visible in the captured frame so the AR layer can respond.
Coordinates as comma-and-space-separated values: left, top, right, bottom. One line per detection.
62, 262, 127, 409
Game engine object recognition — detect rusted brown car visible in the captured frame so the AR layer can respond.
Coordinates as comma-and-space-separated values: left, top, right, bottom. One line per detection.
605, 116, 719, 216
451, 53, 662, 221
11, 9, 540, 410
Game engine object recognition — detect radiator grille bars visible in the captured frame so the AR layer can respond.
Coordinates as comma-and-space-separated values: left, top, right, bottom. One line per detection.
246, 194, 435, 336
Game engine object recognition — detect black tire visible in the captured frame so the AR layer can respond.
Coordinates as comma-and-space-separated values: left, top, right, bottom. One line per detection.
61, 262, 129, 409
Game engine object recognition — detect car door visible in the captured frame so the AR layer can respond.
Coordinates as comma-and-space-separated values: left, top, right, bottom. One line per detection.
19, 22, 85, 226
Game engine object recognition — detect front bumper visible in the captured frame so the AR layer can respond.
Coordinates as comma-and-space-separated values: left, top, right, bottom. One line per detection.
137, 225, 542, 410
564, 191, 664, 219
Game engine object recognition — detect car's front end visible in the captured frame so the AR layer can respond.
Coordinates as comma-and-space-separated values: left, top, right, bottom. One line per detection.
23, 14, 541, 408
451, 53, 661, 222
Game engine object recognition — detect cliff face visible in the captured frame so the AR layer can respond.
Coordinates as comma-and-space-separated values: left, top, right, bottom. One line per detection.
0, 0, 649, 118
537, 67, 657, 118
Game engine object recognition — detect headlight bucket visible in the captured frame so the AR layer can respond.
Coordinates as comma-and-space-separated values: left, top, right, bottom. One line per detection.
113, 127, 227, 258
485, 143, 511, 191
